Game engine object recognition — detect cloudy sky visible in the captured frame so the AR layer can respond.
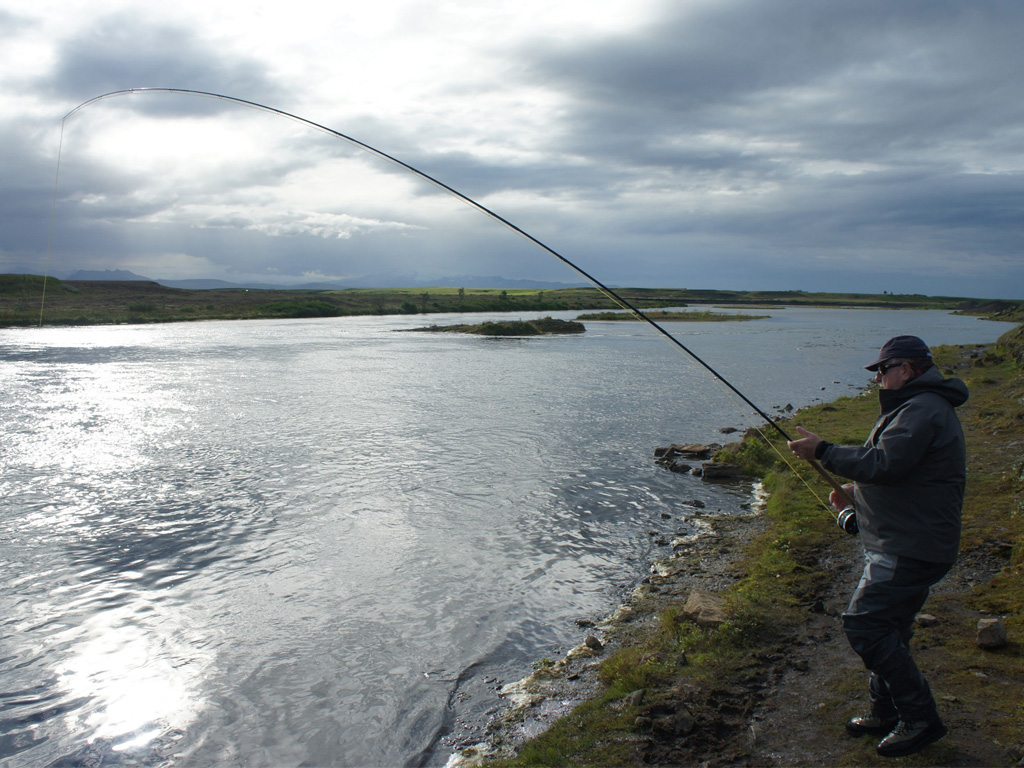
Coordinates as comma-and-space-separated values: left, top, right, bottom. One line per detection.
2, 0, 1022, 298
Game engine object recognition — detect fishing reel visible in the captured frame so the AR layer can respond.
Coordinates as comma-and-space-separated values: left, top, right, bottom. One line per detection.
836, 506, 859, 536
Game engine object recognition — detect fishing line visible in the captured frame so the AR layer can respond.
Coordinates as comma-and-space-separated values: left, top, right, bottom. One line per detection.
39, 121, 71, 326
55, 87, 852, 512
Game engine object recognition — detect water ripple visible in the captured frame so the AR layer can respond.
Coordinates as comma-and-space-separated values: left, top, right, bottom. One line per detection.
1, 311, 1012, 767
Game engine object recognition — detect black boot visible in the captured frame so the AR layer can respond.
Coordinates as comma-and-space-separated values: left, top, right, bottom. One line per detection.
876, 718, 948, 757
846, 713, 899, 737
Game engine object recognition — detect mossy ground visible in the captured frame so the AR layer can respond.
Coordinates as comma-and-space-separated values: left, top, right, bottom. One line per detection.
483, 327, 1024, 767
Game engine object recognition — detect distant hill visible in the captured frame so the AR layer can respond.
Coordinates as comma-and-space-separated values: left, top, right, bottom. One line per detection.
67, 269, 154, 281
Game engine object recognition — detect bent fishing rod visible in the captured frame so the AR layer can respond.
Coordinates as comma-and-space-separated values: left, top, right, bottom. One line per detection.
60, 87, 853, 508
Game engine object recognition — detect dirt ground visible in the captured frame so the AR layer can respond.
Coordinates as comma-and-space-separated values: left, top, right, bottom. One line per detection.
637, 521, 1023, 768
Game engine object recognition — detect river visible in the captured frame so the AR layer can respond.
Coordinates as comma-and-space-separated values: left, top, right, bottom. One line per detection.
0, 307, 1013, 767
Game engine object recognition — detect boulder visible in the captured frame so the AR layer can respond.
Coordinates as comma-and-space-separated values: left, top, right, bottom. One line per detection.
674, 705, 696, 736
655, 443, 720, 460
680, 589, 728, 628
697, 462, 745, 480
624, 689, 646, 707
977, 618, 1007, 649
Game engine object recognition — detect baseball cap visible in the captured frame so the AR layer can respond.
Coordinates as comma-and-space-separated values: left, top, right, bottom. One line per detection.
865, 335, 932, 371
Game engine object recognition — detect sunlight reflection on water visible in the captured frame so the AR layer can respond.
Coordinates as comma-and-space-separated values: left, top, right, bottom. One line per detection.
57, 608, 204, 750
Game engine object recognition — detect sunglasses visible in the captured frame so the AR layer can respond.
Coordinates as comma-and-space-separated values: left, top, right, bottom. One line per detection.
877, 361, 903, 375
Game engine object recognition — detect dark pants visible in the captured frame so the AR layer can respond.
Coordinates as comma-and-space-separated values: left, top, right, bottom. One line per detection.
842, 550, 952, 723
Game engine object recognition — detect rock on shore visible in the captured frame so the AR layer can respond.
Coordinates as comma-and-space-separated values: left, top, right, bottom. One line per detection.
654, 443, 747, 480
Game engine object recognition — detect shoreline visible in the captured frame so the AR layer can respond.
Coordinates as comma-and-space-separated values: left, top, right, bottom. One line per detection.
446, 505, 766, 768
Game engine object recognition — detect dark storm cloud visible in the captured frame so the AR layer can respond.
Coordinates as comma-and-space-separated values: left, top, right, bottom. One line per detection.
512, 0, 1024, 178
417, 0, 1022, 212
44, 14, 286, 112
478, 0, 1024, 292
0, 116, 65, 264
524, 0, 1024, 147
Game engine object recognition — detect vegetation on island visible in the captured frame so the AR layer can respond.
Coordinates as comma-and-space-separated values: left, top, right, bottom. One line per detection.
482, 323, 1024, 767
2, 273, 1021, 327
406, 317, 585, 336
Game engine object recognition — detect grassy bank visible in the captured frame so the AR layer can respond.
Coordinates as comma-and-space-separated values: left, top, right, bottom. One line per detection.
0, 278, 612, 326
480, 322, 1024, 766
3, 274, 1021, 327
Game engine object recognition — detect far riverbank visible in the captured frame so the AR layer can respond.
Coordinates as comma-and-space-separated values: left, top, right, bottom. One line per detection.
3, 274, 1020, 327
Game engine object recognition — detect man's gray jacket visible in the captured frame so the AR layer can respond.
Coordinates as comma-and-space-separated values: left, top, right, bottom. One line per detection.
819, 366, 969, 563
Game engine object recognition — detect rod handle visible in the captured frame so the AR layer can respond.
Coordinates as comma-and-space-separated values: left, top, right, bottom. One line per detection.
808, 459, 856, 510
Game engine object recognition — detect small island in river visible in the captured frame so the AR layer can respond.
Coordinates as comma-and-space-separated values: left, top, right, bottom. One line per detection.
406, 316, 585, 336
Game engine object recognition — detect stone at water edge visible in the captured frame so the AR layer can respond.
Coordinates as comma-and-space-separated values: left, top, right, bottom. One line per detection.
696, 462, 745, 480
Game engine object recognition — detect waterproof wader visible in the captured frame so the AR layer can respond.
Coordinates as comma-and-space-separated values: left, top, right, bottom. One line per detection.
842, 551, 952, 722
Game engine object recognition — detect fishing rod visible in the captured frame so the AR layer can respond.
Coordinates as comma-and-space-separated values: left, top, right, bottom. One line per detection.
59, 87, 853, 509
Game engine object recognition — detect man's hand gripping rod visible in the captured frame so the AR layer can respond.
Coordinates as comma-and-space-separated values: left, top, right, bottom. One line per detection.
786, 426, 858, 533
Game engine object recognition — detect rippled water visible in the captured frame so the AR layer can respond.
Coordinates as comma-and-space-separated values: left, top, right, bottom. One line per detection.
1, 308, 1013, 767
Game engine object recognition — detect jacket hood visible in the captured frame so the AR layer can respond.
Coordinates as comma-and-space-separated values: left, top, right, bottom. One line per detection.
879, 365, 969, 412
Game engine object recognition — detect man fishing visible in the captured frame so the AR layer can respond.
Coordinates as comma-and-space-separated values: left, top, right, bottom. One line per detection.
787, 335, 968, 758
